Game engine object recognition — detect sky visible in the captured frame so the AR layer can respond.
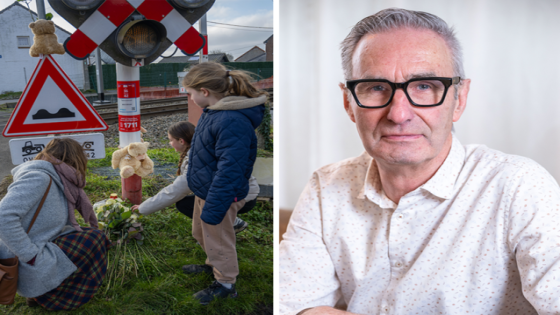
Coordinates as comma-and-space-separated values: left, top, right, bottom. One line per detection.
0, 0, 273, 60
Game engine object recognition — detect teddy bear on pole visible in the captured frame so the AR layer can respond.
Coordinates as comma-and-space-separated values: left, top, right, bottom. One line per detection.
28, 19, 65, 57
111, 142, 154, 178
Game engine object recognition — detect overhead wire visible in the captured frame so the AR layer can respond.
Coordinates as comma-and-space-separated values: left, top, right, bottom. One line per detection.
208, 25, 273, 33
208, 21, 273, 29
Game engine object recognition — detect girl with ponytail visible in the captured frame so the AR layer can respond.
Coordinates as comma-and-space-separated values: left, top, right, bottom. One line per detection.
180, 62, 267, 304
130, 121, 197, 215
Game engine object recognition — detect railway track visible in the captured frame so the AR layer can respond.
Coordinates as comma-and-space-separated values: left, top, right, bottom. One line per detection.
93, 96, 189, 111
97, 97, 188, 124
95, 88, 273, 125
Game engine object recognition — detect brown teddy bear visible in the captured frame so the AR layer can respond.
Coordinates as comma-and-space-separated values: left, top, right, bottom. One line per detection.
111, 142, 154, 178
28, 19, 65, 57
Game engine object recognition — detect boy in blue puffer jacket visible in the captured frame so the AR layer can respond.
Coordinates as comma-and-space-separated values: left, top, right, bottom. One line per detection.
181, 62, 268, 305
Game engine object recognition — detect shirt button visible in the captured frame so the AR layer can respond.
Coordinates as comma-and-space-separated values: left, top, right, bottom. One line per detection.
398, 214, 403, 219
395, 262, 402, 267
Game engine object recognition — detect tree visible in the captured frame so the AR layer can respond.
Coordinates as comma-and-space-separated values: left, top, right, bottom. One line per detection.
17, 0, 53, 21
209, 50, 234, 62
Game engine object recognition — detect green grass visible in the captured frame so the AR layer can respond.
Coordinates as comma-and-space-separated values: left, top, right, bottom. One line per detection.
0, 148, 273, 314
147, 147, 182, 164
257, 149, 273, 158
87, 147, 178, 169
0, 91, 22, 99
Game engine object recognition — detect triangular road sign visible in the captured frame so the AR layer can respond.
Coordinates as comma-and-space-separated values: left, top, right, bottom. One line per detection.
3, 55, 108, 137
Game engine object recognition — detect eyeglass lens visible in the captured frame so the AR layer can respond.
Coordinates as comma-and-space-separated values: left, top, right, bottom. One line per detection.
354, 79, 447, 106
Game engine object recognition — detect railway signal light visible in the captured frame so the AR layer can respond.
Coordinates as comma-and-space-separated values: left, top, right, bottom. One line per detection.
48, 0, 214, 66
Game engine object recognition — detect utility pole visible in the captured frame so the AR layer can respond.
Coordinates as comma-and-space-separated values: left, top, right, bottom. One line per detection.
94, 48, 110, 105
36, 0, 45, 19
199, 13, 208, 63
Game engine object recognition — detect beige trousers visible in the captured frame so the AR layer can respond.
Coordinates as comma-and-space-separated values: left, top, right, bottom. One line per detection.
192, 196, 246, 284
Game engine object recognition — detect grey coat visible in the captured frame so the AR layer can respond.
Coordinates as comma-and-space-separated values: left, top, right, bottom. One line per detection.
0, 160, 77, 297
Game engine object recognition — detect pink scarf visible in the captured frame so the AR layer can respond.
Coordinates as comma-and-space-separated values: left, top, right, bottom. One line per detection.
41, 158, 98, 231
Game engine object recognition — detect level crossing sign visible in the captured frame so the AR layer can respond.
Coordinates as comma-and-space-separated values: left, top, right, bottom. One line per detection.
2, 55, 108, 137
64, 0, 206, 60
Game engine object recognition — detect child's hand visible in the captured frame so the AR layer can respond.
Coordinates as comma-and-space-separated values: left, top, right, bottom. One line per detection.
131, 205, 140, 212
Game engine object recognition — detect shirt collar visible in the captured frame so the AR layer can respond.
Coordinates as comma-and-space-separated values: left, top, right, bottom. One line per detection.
420, 134, 466, 199
358, 134, 466, 206
357, 153, 397, 209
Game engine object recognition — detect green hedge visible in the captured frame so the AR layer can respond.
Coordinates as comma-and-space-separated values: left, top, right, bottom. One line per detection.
88, 62, 273, 91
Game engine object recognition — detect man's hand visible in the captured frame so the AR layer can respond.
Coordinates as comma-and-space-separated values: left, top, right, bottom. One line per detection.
130, 205, 140, 212
303, 306, 361, 315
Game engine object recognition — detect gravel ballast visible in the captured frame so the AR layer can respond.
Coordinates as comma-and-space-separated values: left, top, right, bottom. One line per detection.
102, 113, 187, 149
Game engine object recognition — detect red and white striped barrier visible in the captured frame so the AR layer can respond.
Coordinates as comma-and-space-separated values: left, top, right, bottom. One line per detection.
64, 0, 206, 60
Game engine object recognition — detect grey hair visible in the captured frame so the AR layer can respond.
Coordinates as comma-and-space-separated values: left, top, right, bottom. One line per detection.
340, 8, 465, 81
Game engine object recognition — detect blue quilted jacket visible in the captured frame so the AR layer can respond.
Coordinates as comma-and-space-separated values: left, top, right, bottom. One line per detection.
187, 95, 267, 225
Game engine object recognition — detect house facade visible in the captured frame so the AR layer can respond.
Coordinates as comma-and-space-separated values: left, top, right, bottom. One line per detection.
0, 2, 88, 93
264, 35, 273, 61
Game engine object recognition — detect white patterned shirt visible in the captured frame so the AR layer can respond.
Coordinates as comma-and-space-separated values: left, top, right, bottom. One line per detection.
280, 136, 560, 315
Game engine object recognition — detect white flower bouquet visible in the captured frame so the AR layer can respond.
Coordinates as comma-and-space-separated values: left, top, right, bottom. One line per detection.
95, 197, 145, 244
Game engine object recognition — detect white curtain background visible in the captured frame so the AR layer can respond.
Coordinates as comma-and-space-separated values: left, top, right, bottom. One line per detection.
279, 0, 560, 210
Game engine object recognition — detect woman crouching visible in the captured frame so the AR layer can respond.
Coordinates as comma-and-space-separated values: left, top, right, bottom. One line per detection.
0, 138, 110, 310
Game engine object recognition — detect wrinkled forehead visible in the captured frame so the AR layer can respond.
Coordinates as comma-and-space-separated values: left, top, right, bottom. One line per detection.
351, 28, 454, 81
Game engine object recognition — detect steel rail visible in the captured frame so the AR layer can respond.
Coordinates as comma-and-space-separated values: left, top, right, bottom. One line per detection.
99, 104, 188, 124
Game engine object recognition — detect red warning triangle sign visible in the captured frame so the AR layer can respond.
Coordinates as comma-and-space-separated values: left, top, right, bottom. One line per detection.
3, 55, 108, 137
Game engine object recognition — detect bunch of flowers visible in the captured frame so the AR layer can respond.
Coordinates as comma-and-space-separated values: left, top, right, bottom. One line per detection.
95, 197, 145, 244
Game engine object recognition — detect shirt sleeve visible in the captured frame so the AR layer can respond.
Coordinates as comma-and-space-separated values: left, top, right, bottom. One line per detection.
279, 173, 342, 315
138, 174, 192, 215
506, 163, 560, 313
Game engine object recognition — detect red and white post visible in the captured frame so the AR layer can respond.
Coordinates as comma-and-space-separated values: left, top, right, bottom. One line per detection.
199, 13, 208, 63
116, 63, 142, 204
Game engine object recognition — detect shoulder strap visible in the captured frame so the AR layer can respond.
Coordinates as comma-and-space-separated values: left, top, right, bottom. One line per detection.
26, 176, 52, 234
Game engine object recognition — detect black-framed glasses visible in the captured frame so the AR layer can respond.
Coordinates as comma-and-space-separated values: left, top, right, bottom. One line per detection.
346, 76, 461, 108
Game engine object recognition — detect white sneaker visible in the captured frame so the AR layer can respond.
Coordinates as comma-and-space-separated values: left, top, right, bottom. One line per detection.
233, 217, 248, 233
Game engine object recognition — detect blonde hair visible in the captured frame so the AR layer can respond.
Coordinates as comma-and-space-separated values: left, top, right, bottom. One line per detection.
35, 138, 88, 178
182, 62, 268, 99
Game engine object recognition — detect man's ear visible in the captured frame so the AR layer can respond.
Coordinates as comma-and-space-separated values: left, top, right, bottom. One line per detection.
453, 79, 470, 122
339, 82, 356, 123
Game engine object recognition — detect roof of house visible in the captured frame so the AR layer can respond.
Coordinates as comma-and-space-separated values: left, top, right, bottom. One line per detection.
0, 1, 73, 36
246, 53, 266, 62
234, 46, 265, 62
157, 53, 230, 64
264, 35, 273, 44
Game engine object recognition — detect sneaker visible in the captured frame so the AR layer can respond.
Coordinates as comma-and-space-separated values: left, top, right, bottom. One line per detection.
193, 281, 238, 305
233, 217, 248, 234
182, 264, 213, 275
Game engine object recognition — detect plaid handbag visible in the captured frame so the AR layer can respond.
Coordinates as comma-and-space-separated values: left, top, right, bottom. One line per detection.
0, 177, 52, 305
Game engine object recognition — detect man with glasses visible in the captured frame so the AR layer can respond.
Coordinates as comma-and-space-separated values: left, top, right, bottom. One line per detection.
280, 8, 560, 315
